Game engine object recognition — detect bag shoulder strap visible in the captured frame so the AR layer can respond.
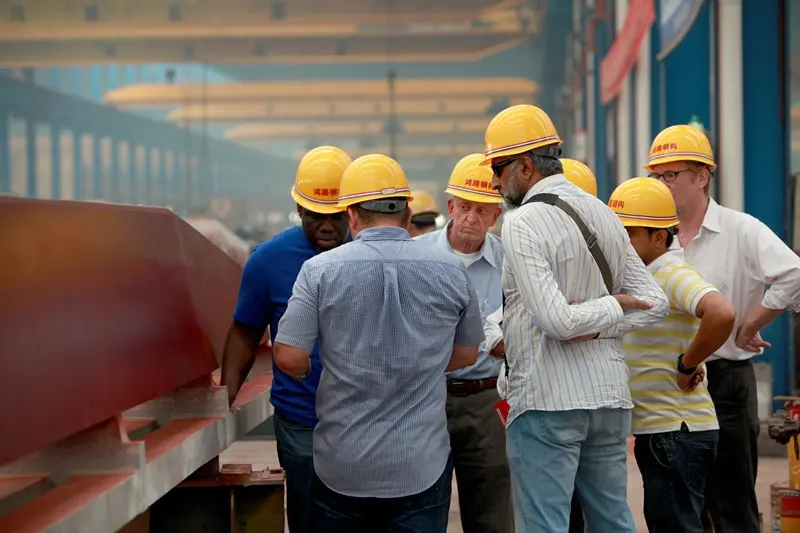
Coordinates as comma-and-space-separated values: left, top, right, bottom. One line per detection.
499, 192, 614, 381
522, 192, 614, 294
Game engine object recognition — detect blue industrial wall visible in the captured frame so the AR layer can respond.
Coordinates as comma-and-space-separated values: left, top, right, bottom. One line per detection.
582, 0, 794, 397
742, 0, 792, 396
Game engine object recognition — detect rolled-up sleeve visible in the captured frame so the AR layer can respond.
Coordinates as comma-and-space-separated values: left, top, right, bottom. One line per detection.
454, 273, 487, 347
274, 264, 321, 351
743, 218, 800, 313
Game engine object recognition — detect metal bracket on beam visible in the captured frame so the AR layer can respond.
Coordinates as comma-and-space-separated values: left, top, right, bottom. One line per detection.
0, 415, 144, 484
123, 374, 229, 428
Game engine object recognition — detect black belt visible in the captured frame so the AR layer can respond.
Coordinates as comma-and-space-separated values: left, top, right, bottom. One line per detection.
447, 377, 498, 396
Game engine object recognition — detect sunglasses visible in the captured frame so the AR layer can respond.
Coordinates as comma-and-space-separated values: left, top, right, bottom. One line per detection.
491, 157, 518, 177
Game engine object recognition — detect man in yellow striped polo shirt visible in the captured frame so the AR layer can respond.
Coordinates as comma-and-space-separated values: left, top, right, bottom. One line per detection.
608, 178, 736, 533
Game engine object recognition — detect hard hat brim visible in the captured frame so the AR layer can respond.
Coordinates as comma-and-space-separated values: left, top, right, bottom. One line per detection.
617, 215, 679, 229
644, 153, 717, 173
337, 191, 413, 209
291, 187, 347, 214
445, 186, 504, 204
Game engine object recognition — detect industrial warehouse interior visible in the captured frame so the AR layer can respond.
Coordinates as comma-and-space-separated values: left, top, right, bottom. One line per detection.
1, 0, 799, 532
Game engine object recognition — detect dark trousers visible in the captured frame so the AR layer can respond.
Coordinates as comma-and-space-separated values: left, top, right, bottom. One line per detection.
705, 359, 761, 532
569, 493, 585, 533
446, 388, 512, 533
634, 425, 718, 532
308, 457, 453, 533
274, 413, 315, 533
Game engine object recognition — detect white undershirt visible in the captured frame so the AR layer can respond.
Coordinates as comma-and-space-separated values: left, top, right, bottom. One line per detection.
451, 248, 481, 267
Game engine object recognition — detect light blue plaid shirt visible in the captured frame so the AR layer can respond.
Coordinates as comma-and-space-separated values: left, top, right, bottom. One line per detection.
276, 225, 485, 498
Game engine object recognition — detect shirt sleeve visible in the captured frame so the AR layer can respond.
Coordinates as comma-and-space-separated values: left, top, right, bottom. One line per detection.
503, 217, 625, 340
483, 305, 504, 353
454, 271, 487, 347
274, 263, 321, 351
660, 265, 718, 317
598, 242, 671, 338
741, 217, 800, 312
232, 244, 272, 330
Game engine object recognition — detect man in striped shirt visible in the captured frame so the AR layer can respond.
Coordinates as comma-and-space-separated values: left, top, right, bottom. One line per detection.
484, 105, 670, 533
608, 178, 735, 532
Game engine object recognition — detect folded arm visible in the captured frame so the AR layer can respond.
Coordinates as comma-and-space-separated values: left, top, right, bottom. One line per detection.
504, 218, 625, 340
597, 242, 670, 339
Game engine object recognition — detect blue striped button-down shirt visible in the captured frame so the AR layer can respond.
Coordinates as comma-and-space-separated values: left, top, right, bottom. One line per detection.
501, 175, 669, 424
416, 225, 504, 380
275, 225, 485, 498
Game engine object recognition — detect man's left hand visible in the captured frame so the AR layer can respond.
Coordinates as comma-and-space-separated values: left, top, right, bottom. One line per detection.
735, 328, 771, 353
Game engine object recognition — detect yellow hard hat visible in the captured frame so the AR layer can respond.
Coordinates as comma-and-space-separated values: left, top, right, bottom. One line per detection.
560, 158, 598, 197
408, 190, 440, 216
445, 153, 504, 204
290, 146, 352, 214
645, 124, 716, 172
337, 154, 413, 209
481, 104, 563, 165
608, 177, 679, 229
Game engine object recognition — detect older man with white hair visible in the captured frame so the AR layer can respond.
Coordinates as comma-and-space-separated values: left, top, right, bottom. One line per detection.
416, 153, 510, 533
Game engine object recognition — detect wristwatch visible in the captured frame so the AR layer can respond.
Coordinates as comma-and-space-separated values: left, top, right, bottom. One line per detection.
296, 360, 312, 380
676, 353, 697, 375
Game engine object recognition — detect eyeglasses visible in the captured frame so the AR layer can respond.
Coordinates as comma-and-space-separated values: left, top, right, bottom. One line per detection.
648, 168, 694, 183
491, 157, 518, 177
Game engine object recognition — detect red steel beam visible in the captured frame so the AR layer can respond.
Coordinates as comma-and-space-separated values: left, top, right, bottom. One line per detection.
0, 198, 242, 467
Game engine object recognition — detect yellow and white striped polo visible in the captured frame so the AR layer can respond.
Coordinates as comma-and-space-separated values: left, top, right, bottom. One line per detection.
624, 249, 720, 435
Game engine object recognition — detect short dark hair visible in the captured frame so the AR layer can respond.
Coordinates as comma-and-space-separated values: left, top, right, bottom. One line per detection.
647, 226, 677, 249
354, 205, 409, 226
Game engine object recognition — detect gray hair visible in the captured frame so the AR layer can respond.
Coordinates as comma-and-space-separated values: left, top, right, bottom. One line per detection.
531, 154, 563, 177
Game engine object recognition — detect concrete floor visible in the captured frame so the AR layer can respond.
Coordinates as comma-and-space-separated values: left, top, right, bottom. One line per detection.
220, 439, 788, 533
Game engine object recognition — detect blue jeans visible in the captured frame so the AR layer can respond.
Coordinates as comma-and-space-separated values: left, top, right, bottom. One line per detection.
308, 456, 453, 533
634, 425, 718, 533
273, 413, 314, 533
506, 408, 635, 533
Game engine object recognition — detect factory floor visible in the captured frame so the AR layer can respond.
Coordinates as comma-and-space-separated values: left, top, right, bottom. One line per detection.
221, 438, 788, 533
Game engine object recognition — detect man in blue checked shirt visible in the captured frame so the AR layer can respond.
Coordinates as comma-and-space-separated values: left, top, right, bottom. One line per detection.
273, 154, 485, 533
221, 146, 351, 533
415, 153, 510, 533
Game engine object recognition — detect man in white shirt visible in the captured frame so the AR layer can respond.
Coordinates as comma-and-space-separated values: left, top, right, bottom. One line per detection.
483, 104, 670, 533
646, 124, 800, 532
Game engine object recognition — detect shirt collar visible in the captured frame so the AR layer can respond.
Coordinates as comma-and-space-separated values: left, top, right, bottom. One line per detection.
521, 174, 569, 203
701, 198, 722, 233
437, 222, 498, 268
647, 248, 685, 273
355, 226, 412, 242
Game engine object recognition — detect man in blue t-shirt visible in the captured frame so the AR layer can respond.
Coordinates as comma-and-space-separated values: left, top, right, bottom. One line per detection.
221, 145, 351, 533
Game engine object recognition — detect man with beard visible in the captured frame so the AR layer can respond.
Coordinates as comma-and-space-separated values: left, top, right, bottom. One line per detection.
484, 104, 669, 533
221, 145, 351, 533
486, 156, 600, 533
415, 153, 509, 533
